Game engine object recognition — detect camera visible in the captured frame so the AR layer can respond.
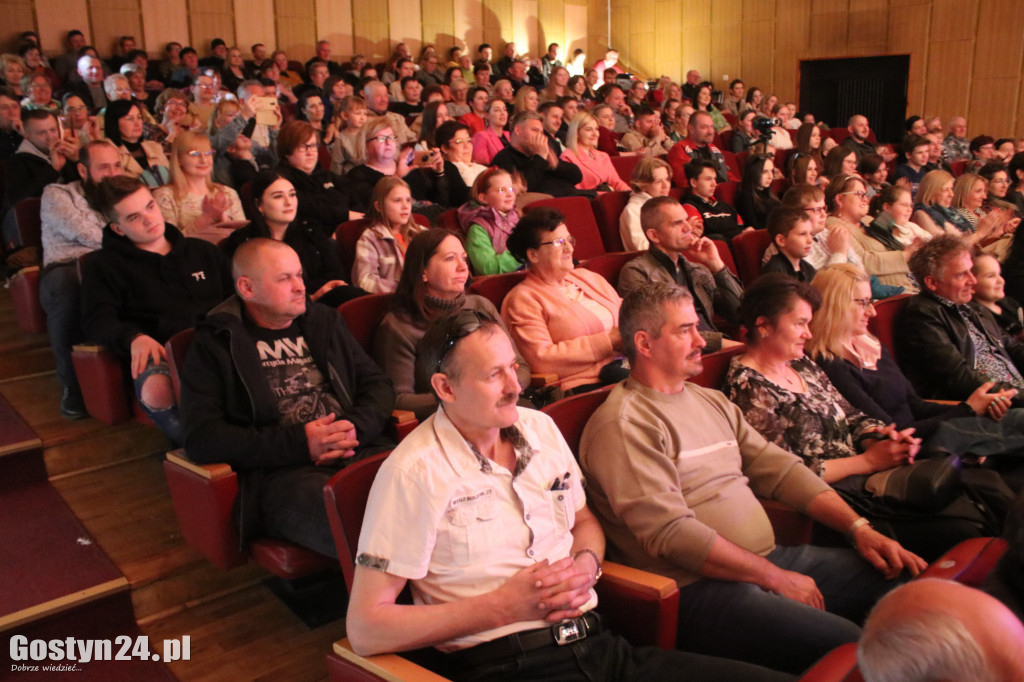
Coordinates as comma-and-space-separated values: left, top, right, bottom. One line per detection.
754, 117, 780, 137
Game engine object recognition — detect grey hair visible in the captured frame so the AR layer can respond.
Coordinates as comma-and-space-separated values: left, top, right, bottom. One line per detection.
907, 233, 969, 286
858, 608, 992, 682
619, 283, 693, 362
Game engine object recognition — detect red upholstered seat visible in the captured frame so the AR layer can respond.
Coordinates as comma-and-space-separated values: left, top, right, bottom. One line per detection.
524, 196, 607, 261
541, 386, 614, 456
611, 155, 642, 185
580, 251, 639, 289
591, 191, 630, 253
10, 266, 45, 334
334, 218, 370, 275
337, 293, 393, 352
919, 536, 1008, 586
689, 344, 745, 390
716, 180, 739, 206
436, 208, 459, 233
797, 643, 863, 682
721, 150, 741, 179
951, 160, 968, 177
867, 293, 911, 360
12, 197, 42, 250
468, 270, 529, 310
731, 228, 771, 285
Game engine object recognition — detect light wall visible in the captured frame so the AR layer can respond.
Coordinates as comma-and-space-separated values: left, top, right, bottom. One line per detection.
4, 0, 1022, 136
592, 0, 1024, 137
4, 0, 592, 75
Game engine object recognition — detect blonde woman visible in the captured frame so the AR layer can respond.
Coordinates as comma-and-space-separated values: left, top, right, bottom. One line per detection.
915, 170, 1009, 251
620, 157, 672, 250
512, 85, 539, 115
560, 112, 630, 192
153, 131, 244, 240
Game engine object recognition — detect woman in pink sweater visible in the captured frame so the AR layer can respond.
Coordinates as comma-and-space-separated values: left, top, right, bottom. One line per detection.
502, 206, 627, 393
560, 111, 631, 192
471, 98, 510, 165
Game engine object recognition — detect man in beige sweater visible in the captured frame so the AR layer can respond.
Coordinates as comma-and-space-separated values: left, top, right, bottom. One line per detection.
579, 282, 925, 675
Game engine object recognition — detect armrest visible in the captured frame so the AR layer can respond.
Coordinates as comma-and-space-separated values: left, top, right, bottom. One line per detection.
11, 265, 40, 278
392, 409, 418, 441
166, 448, 234, 480
759, 498, 814, 546
331, 639, 450, 681
70, 343, 132, 425
600, 561, 677, 599
10, 266, 45, 334
530, 373, 559, 388
924, 399, 960, 406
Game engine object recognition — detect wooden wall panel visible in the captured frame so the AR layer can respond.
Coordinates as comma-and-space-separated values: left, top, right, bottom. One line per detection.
35, 0, 90, 55
0, 0, 35, 52
886, 2, 929, 115
512, 0, 540, 58
89, 0, 143, 59
388, 0, 421, 57
923, 38, 973, 118
708, 0, 740, 84
742, 0, 772, 23
537, 0, 564, 58
609, 0, 629, 68
563, 2, 587, 60
275, 0, 315, 60
315, 0, 354, 58
482, 0, 512, 52
972, 0, 1024, 80
740, 19, 773, 94
141, 1, 189, 57
351, 0, 388, 58
423, 0, 456, 54
968, 77, 1018, 139
654, 0, 681, 81
585, 0, 606, 66
680, 0, 709, 28
774, 0, 810, 55
848, 0, 888, 51
454, 0, 485, 55
929, 0, 978, 42
188, 0, 236, 57
808, 12, 848, 57
625, 0, 654, 77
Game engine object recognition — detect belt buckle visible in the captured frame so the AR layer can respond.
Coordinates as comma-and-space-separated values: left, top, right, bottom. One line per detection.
553, 616, 586, 645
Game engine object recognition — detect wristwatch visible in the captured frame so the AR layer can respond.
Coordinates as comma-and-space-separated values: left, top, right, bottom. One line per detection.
573, 549, 603, 581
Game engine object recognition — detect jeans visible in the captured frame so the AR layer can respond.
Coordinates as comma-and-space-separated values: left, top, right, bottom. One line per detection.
134, 361, 182, 444
260, 464, 341, 559
449, 628, 794, 682
674, 544, 896, 674
929, 410, 1024, 457
38, 262, 83, 390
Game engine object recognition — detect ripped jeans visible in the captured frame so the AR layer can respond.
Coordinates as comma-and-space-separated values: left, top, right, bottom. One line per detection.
135, 361, 182, 445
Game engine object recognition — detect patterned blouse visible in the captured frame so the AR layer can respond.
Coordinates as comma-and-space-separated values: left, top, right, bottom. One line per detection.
723, 356, 884, 477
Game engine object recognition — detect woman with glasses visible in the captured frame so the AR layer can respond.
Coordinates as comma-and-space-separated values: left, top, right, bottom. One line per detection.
503, 207, 628, 394
20, 72, 59, 113
825, 174, 916, 294
105, 99, 170, 186
61, 93, 100, 144
914, 170, 1010, 253
344, 116, 452, 215
155, 88, 198, 152
725, 272, 1005, 561
276, 119, 357, 234
221, 169, 363, 307
375, 228, 530, 418
979, 162, 1018, 216
437, 120, 485, 190
153, 132, 244, 240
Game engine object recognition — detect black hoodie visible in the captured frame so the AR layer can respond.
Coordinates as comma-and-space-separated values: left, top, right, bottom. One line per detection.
81, 224, 233, 358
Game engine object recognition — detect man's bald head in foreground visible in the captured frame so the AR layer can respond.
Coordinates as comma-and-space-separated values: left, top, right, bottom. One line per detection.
232, 238, 306, 329
858, 578, 1024, 682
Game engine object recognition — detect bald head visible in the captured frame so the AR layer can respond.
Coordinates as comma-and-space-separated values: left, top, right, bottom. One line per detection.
232, 238, 294, 282
233, 238, 306, 328
859, 579, 1024, 682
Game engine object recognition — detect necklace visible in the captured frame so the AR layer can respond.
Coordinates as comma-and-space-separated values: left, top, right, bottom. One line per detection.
745, 355, 805, 392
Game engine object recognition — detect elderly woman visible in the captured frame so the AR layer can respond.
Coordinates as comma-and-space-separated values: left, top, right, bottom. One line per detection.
620, 157, 673, 251
374, 228, 530, 418
502, 207, 627, 393
825, 174, 916, 293
345, 116, 455, 214
471, 98, 510, 165
1, 54, 25, 96
155, 88, 197, 151
20, 72, 59, 113
121, 63, 155, 116
61, 93, 100, 144
560, 112, 631, 192
276, 119, 355, 232
724, 273, 995, 560
221, 168, 363, 307
104, 99, 170, 186
153, 131, 245, 241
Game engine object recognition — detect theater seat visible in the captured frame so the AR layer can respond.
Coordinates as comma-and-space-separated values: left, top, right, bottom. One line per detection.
10, 265, 45, 334
918, 536, 1007, 586
798, 643, 862, 682
732, 228, 771, 285
524, 196, 606, 261
71, 343, 134, 425
436, 208, 459, 233
580, 251, 638, 289
867, 293, 911, 360
468, 270, 528, 309
611, 155, 642, 185
323, 449, 683, 680
591, 191, 630, 253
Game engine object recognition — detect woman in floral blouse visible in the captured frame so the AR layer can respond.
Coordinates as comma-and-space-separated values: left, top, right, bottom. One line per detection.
722, 273, 988, 560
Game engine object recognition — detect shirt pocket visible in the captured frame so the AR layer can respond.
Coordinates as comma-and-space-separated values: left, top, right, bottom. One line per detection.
446, 498, 497, 565
544, 489, 573, 537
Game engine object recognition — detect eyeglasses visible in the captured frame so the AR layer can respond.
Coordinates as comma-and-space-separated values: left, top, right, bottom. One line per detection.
65, 105, 87, 113
449, 138, 471, 146
852, 297, 874, 311
434, 310, 493, 374
802, 206, 828, 214
538, 235, 576, 249
373, 135, 398, 144
840, 190, 868, 200
297, 142, 318, 152
186, 149, 215, 158
991, 178, 1010, 185
164, 99, 187, 109
121, 116, 142, 123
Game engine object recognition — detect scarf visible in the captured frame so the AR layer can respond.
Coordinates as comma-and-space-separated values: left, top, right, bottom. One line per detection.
864, 212, 906, 252
842, 334, 883, 370
456, 202, 519, 254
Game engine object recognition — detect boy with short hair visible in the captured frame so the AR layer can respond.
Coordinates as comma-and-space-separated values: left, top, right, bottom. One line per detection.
894, 134, 930, 196
761, 206, 817, 281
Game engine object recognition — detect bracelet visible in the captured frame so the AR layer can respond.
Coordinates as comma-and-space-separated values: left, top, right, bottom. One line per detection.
846, 517, 871, 539
572, 549, 603, 582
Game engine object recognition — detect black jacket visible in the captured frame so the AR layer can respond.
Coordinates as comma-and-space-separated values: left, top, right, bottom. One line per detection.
895, 290, 1024, 401
491, 145, 584, 198
277, 163, 353, 236
343, 163, 452, 213
3, 146, 79, 214
683, 194, 744, 242
180, 296, 395, 543
221, 219, 352, 292
81, 224, 232, 358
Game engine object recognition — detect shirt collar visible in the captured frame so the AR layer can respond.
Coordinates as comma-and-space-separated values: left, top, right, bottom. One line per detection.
433, 405, 535, 478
